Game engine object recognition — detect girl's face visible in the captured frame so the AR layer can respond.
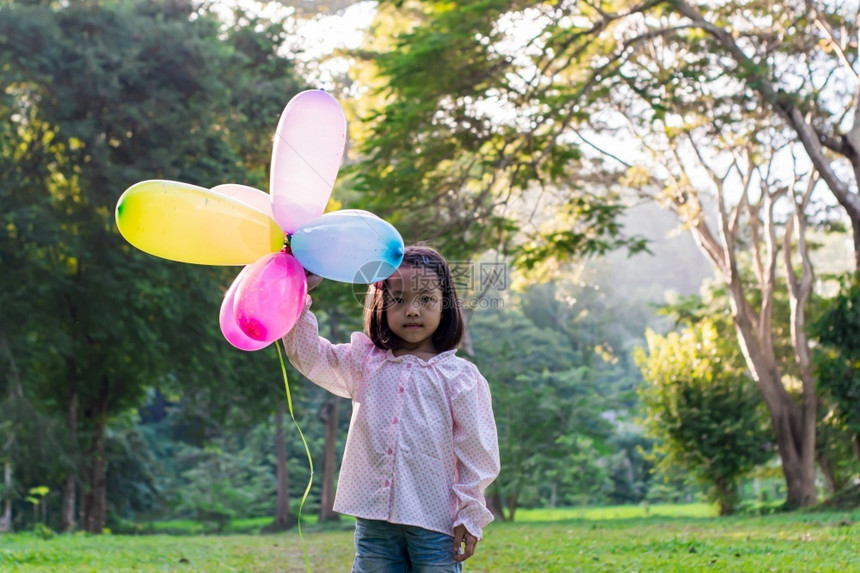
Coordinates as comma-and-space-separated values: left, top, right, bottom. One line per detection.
384, 265, 443, 356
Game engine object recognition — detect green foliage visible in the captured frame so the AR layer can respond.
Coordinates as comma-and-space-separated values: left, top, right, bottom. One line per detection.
515, 197, 650, 270
813, 402, 858, 494
603, 430, 656, 505
128, 389, 338, 527
103, 414, 160, 522
174, 440, 272, 533
470, 288, 620, 517
30, 523, 54, 541
811, 274, 860, 440
0, 0, 303, 531
351, 0, 648, 263
23, 487, 49, 507
636, 319, 773, 515
0, 392, 70, 513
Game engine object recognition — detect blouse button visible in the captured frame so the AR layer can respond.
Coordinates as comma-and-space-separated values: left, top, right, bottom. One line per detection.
398, 387, 404, 393
384, 479, 390, 487
387, 448, 393, 455
392, 417, 398, 424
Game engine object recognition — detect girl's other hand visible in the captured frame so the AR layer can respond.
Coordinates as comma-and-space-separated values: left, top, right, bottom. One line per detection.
306, 272, 323, 292
452, 524, 478, 562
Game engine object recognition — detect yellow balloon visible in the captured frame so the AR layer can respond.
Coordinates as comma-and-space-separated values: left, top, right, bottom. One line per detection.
116, 180, 284, 265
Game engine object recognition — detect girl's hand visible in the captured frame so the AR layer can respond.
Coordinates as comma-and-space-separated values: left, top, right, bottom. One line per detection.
452, 524, 478, 562
306, 272, 323, 292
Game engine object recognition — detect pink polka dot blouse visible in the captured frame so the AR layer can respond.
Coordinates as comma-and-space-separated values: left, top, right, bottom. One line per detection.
281, 298, 500, 539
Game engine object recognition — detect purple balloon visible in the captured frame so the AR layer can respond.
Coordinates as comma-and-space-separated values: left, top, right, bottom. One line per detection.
220, 267, 271, 351
270, 89, 347, 234
234, 252, 307, 342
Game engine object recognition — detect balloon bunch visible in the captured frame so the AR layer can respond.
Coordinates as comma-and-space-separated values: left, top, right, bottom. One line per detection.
115, 90, 404, 351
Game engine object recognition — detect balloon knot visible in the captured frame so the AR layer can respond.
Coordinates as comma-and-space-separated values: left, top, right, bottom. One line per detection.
282, 234, 293, 255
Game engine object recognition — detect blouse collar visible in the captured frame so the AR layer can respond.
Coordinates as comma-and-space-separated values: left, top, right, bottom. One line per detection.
385, 349, 458, 366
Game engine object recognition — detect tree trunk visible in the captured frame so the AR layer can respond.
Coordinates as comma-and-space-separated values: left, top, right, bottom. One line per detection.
318, 397, 339, 522
0, 328, 22, 533
1, 453, 11, 533
486, 489, 505, 521
317, 307, 344, 523
61, 387, 78, 532
459, 317, 474, 357
768, 398, 817, 507
781, 186, 818, 506
678, 158, 818, 508
60, 475, 76, 532
505, 493, 518, 522
816, 451, 842, 495
274, 401, 291, 529
714, 478, 737, 516
732, 289, 817, 508
79, 418, 108, 533
78, 372, 110, 534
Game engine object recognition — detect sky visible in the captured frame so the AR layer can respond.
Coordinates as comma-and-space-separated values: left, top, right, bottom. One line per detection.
210, 0, 377, 89
284, 1, 376, 87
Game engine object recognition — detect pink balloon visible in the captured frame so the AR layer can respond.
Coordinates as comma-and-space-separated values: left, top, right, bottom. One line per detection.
211, 183, 275, 221
220, 267, 271, 351
234, 252, 307, 342
270, 89, 347, 234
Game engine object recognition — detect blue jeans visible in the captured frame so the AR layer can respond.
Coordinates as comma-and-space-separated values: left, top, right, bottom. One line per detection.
351, 518, 463, 573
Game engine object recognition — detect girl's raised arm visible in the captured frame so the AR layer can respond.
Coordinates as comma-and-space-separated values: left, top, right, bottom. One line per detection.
281, 297, 373, 398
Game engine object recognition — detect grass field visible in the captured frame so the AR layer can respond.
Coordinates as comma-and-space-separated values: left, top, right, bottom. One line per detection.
0, 505, 857, 572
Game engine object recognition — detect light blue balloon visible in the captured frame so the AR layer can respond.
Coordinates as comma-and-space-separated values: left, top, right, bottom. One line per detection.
291, 209, 405, 283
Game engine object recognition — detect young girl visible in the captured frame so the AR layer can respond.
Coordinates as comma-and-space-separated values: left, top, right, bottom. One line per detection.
282, 245, 500, 572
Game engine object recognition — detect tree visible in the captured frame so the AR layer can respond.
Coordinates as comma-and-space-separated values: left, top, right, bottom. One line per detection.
668, 1, 860, 270
620, 119, 821, 508
0, 0, 299, 532
469, 298, 613, 520
636, 319, 773, 515
811, 275, 860, 463
351, 0, 853, 508
604, 430, 655, 505
167, 434, 273, 533
350, 0, 651, 263
0, 329, 69, 533
601, 7, 828, 506
314, 303, 354, 523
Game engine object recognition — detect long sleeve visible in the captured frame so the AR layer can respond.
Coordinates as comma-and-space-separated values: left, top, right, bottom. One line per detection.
450, 367, 500, 540
281, 297, 375, 399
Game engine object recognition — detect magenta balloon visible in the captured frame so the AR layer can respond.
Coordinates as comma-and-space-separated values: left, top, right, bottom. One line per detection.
270, 89, 347, 234
234, 252, 307, 342
219, 267, 271, 351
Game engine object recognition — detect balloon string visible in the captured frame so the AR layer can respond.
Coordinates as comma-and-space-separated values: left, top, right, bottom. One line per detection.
276, 342, 314, 573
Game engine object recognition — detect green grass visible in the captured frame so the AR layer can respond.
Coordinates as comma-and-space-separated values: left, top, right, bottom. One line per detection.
140, 516, 279, 535
0, 506, 857, 572
133, 504, 713, 535
514, 502, 717, 522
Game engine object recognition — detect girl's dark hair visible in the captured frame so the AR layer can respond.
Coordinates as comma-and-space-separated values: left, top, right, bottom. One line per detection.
364, 244, 464, 353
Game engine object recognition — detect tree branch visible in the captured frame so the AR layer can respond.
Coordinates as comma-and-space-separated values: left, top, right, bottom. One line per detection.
671, 0, 860, 217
